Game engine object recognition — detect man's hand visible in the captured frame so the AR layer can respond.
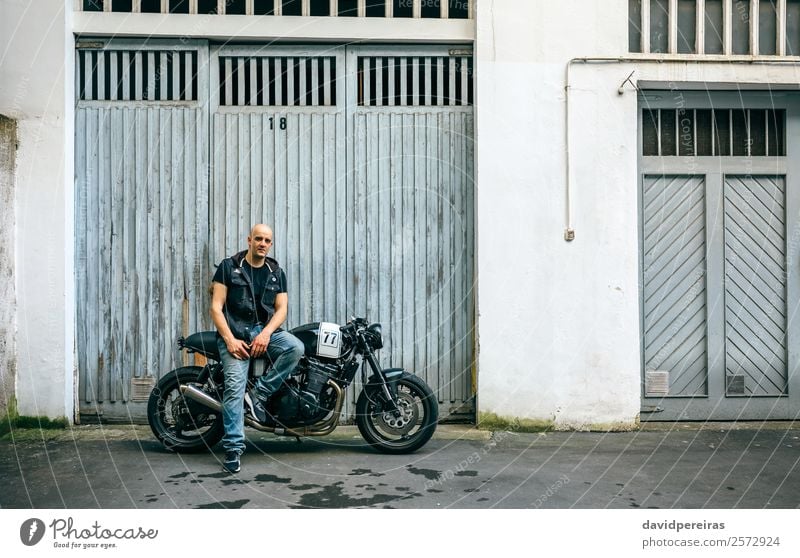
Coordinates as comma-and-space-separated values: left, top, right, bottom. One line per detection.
226, 338, 251, 360
250, 330, 272, 358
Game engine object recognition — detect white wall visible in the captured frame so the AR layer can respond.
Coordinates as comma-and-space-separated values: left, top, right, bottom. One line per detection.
0, 0, 73, 422
475, 0, 642, 428
474, 0, 800, 429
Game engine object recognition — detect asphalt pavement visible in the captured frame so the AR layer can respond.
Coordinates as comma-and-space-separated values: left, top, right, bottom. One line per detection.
1, 422, 799, 509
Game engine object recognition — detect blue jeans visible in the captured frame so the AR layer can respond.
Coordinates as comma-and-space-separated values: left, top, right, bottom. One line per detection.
217, 328, 305, 455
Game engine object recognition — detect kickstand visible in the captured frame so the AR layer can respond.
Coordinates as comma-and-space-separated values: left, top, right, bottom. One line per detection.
295, 436, 302, 443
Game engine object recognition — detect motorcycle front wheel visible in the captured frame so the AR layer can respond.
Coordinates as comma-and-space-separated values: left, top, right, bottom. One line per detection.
355, 373, 438, 454
147, 366, 224, 453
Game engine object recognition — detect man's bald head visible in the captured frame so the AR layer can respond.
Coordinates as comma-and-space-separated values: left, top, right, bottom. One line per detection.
247, 224, 274, 266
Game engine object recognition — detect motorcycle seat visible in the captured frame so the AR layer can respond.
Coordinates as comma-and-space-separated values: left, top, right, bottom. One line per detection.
179, 331, 221, 361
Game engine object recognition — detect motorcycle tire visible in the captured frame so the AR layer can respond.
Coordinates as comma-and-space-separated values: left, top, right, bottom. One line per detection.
147, 366, 224, 453
355, 373, 438, 454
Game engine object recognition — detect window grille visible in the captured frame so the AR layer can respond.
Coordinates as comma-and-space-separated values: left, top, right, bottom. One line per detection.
77, 0, 473, 18
629, 0, 799, 55
642, 108, 786, 156
76, 48, 199, 101
217, 56, 337, 106
357, 55, 472, 106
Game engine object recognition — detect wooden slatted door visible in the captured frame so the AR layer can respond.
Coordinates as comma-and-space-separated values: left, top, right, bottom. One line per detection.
347, 48, 475, 419
75, 41, 210, 421
639, 91, 800, 420
209, 45, 475, 421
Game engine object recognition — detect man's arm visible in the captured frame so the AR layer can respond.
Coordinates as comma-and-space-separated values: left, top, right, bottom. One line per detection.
210, 282, 251, 359
250, 292, 288, 358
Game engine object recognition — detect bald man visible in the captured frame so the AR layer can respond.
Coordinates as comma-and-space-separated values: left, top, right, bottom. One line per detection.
211, 224, 304, 473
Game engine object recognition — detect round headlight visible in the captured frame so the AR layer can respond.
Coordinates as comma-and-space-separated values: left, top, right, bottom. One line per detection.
367, 323, 383, 349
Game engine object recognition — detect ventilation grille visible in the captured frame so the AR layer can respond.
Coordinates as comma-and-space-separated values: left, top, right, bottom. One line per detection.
645, 370, 670, 397
77, 49, 199, 101
642, 108, 786, 157
79, 0, 472, 19
218, 56, 337, 107
357, 56, 472, 107
629, 0, 800, 56
130, 376, 156, 402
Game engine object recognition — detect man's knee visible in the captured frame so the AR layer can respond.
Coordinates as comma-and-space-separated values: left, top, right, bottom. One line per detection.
288, 336, 305, 361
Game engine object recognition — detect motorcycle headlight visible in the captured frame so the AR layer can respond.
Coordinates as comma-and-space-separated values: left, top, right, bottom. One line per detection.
367, 323, 383, 349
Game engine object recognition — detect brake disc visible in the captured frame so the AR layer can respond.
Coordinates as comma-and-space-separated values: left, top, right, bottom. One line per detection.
377, 392, 419, 435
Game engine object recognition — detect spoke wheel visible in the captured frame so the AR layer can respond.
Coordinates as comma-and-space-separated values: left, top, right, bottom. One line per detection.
147, 366, 224, 453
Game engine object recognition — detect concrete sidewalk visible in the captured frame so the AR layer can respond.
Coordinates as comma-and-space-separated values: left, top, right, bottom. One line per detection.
1, 422, 799, 508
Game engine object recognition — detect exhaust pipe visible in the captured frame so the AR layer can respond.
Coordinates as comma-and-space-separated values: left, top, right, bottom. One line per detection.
180, 385, 222, 413
179, 381, 345, 437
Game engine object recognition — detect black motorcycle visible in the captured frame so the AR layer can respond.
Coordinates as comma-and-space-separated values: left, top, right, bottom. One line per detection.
147, 317, 438, 454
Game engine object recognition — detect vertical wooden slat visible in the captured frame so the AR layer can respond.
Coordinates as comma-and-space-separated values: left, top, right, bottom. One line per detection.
438, 111, 452, 403
147, 51, 156, 99
387, 57, 395, 106
413, 0, 421, 18
225, 115, 239, 251
287, 57, 296, 106
400, 57, 408, 106
363, 57, 371, 106
460, 56, 468, 106
411, 57, 420, 106
377, 111, 391, 353
322, 112, 335, 323
237, 113, 248, 244
401, 112, 414, 371
436, 56, 444, 105
450, 110, 467, 402
669, 0, 678, 53
109, 108, 125, 401
424, 56, 432, 106
224, 57, 233, 106
75, 107, 88, 403
157, 108, 170, 379
389, 112, 402, 369
413, 111, 426, 381
323, 57, 331, 105
159, 51, 169, 101
697, 0, 706, 54
134, 51, 143, 100
275, 57, 284, 105
171, 51, 181, 100
109, 52, 118, 101
642, 0, 652, 54
299, 57, 308, 106
424, 112, 438, 387
287, 113, 301, 323
98, 107, 112, 403
236, 57, 246, 106
464, 111, 475, 401
724, 0, 733, 53
448, 56, 456, 106
751, 0, 760, 55
778, 0, 787, 55
249, 58, 258, 105
121, 51, 132, 101
310, 57, 320, 106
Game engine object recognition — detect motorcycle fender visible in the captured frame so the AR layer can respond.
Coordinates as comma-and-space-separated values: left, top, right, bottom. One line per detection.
365, 368, 404, 402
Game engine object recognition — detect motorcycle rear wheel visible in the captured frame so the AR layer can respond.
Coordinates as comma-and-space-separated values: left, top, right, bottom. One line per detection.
147, 366, 224, 453
355, 373, 438, 454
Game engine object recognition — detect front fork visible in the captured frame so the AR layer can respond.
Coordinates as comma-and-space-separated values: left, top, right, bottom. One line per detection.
362, 348, 402, 414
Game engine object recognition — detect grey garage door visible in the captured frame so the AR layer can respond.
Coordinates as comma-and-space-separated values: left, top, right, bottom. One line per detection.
75, 40, 475, 422
210, 45, 475, 421
639, 91, 800, 420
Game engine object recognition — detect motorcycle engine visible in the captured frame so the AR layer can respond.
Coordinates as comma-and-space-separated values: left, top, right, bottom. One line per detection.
274, 360, 336, 424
